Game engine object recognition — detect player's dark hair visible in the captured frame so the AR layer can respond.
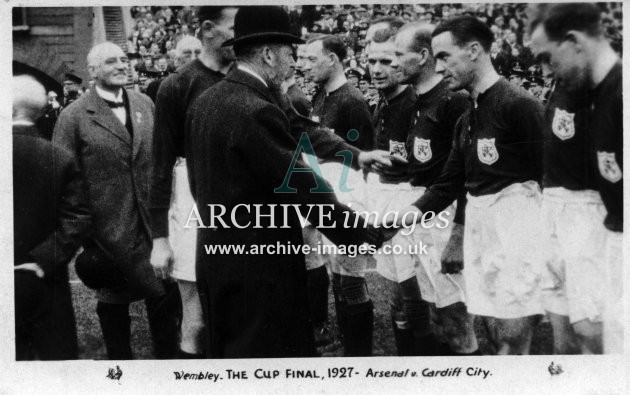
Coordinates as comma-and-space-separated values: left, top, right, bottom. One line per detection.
432, 15, 494, 52
370, 16, 405, 44
527, 3, 602, 40
307, 34, 347, 62
197, 6, 233, 24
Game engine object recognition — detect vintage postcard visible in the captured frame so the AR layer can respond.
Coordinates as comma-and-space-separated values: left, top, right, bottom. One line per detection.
0, 0, 627, 393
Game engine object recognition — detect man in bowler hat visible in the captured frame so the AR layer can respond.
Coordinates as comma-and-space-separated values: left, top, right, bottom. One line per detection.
186, 6, 387, 358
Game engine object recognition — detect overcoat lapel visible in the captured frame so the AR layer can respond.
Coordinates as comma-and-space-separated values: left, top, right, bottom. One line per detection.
85, 90, 132, 147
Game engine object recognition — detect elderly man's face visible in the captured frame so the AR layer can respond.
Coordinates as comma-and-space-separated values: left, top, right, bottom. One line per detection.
90, 44, 129, 90
269, 44, 296, 89
179, 46, 201, 66
367, 40, 400, 93
530, 24, 589, 92
432, 31, 475, 91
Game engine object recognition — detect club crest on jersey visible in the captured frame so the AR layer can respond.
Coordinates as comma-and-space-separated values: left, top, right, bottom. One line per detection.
390, 140, 407, 159
597, 151, 622, 183
413, 137, 432, 163
477, 138, 499, 165
552, 108, 575, 140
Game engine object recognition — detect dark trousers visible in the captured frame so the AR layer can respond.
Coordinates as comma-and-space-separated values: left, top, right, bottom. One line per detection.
15, 271, 78, 360
307, 265, 330, 325
97, 280, 181, 359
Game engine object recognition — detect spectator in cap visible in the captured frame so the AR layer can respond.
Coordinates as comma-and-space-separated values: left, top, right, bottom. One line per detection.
62, 73, 82, 107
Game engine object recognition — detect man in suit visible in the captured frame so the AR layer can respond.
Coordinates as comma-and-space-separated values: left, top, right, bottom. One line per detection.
185, 6, 386, 358
53, 42, 180, 360
13, 75, 90, 360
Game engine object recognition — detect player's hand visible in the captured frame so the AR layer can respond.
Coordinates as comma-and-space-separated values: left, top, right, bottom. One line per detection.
441, 223, 464, 274
358, 150, 408, 171
151, 237, 174, 280
14, 263, 45, 278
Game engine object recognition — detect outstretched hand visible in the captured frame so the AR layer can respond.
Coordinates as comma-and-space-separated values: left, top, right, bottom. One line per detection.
357, 150, 408, 172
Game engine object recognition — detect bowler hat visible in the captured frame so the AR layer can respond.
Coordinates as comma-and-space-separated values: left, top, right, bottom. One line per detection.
75, 245, 127, 290
222, 6, 304, 48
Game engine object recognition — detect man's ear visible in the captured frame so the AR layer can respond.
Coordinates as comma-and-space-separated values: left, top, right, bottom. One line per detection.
199, 20, 216, 39
564, 30, 585, 52
87, 65, 97, 80
262, 46, 275, 66
418, 47, 430, 66
468, 41, 482, 60
328, 52, 338, 66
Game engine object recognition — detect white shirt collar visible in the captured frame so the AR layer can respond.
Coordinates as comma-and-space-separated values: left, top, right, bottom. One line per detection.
95, 85, 124, 103
12, 120, 35, 126
237, 64, 268, 87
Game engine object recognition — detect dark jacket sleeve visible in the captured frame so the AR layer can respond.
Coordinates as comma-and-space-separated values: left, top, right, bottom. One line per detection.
29, 147, 91, 277
149, 77, 181, 238
237, 105, 382, 247
281, 94, 363, 170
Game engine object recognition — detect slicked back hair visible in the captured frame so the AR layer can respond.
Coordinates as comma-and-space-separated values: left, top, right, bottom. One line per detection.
306, 34, 347, 62
432, 15, 494, 52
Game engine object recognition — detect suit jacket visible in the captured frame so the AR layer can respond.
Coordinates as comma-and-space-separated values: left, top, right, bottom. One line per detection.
185, 69, 381, 358
53, 89, 162, 301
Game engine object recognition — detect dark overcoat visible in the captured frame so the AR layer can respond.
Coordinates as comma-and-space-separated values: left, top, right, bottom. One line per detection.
13, 124, 90, 359
186, 69, 380, 358
53, 89, 163, 303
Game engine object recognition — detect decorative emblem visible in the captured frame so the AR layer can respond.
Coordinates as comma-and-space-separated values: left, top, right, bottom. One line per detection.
477, 138, 499, 165
389, 140, 407, 159
106, 365, 123, 381
551, 108, 575, 140
597, 151, 622, 183
413, 137, 432, 163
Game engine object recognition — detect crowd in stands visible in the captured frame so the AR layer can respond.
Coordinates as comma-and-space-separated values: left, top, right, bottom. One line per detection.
125, 4, 622, 106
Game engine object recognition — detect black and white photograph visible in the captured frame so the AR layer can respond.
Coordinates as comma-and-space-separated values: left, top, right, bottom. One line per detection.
1, 1, 627, 393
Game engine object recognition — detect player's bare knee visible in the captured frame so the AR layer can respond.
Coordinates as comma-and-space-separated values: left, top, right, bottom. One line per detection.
496, 320, 533, 348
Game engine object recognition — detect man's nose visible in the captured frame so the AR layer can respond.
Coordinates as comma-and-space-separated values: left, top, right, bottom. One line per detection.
435, 59, 445, 74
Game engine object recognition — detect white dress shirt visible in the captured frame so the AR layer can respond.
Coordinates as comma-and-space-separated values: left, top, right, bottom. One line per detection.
95, 85, 126, 125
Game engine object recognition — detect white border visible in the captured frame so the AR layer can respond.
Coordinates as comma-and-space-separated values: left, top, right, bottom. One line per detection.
1, 1, 628, 393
